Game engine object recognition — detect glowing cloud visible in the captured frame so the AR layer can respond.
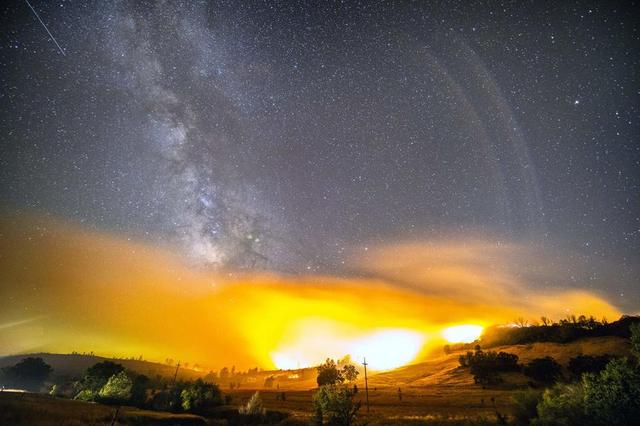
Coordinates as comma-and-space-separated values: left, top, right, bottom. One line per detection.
442, 325, 484, 343
0, 214, 624, 371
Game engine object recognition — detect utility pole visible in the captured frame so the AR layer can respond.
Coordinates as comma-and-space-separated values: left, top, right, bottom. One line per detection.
362, 357, 370, 413
171, 361, 181, 387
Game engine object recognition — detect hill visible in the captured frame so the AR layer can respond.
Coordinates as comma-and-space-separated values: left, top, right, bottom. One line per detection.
0, 334, 634, 424
0, 353, 204, 381
371, 335, 631, 388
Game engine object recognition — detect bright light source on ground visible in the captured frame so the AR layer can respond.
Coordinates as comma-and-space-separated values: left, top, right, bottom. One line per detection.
349, 329, 425, 371
270, 321, 425, 371
442, 325, 483, 343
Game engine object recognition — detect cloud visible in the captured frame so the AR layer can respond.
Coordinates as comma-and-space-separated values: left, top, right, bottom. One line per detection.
0, 214, 622, 370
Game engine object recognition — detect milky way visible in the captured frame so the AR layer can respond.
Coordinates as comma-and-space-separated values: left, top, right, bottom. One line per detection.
1, 1, 638, 309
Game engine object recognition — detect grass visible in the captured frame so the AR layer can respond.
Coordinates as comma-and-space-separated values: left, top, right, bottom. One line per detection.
0, 392, 207, 426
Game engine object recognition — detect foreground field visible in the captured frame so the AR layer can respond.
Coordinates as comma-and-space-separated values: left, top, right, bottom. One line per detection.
0, 391, 508, 425
0, 393, 207, 426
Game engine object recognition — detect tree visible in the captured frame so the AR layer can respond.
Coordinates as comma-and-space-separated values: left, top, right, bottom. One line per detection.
180, 379, 223, 413
75, 361, 125, 401
568, 355, 611, 380
130, 374, 150, 407
98, 371, 132, 403
317, 359, 344, 387
86, 361, 124, 383
219, 367, 229, 378
524, 357, 562, 383
0, 357, 52, 391
533, 382, 586, 426
583, 358, 640, 425
512, 389, 542, 425
630, 322, 640, 357
341, 364, 359, 383
460, 349, 520, 385
313, 385, 360, 426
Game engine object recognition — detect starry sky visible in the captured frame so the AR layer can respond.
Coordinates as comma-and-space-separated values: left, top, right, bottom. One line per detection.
1, 1, 638, 310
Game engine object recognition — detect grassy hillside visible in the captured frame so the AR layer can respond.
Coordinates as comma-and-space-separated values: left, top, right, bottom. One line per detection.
0, 353, 204, 381
372, 336, 631, 387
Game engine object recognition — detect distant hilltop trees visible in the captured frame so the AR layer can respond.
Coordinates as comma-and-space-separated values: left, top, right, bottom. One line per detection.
480, 315, 640, 347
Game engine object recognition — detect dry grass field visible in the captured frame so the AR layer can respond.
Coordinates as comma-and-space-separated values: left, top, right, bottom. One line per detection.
0, 392, 207, 426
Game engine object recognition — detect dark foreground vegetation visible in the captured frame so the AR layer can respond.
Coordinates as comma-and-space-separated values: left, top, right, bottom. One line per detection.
509, 320, 640, 426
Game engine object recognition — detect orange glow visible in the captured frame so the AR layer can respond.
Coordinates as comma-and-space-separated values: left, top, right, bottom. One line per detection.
0, 213, 624, 371
442, 325, 484, 343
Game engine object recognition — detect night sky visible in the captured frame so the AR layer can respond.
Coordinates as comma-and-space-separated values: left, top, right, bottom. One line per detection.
1, 1, 638, 310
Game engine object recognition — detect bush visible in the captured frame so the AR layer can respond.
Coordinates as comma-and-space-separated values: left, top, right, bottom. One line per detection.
524, 357, 562, 383
313, 385, 360, 426
583, 358, 640, 425
532, 382, 586, 426
630, 322, 640, 357
180, 379, 224, 414
512, 389, 542, 425
459, 348, 520, 385
239, 391, 266, 419
74, 361, 125, 400
0, 357, 53, 392
98, 371, 133, 403
130, 374, 150, 407
568, 355, 611, 380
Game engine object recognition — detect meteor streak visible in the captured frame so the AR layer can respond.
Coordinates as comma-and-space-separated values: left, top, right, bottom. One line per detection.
23, 0, 66, 56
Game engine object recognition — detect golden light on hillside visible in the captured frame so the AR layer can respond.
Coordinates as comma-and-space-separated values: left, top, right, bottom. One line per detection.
442, 325, 484, 343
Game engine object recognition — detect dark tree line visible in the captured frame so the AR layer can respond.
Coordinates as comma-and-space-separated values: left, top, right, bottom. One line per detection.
481, 315, 639, 347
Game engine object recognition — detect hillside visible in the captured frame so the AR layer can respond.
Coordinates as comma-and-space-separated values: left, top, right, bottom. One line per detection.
371, 335, 631, 388
2, 335, 631, 391
0, 353, 204, 381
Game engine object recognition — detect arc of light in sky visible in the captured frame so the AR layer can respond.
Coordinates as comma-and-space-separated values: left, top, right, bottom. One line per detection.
23, 0, 66, 56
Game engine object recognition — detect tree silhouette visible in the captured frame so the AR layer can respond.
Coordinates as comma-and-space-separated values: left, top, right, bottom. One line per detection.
1, 357, 52, 391
342, 364, 359, 383
317, 359, 344, 386
523, 357, 562, 383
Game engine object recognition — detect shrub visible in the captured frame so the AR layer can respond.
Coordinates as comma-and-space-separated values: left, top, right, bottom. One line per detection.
180, 379, 223, 413
130, 374, 150, 407
460, 348, 520, 385
524, 357, 562, 383
512, 389, 542, 425
98, 371, 133, 403
74, 388, 100, 401
0, 357, 53, 392
239, 391, 266, 418
74, 361, 125, 400
313, 385, 360, 426
568, 355, 611, 380
86, 361, 124, 383
532, 382, 586, 426
630, 322, 640, 357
